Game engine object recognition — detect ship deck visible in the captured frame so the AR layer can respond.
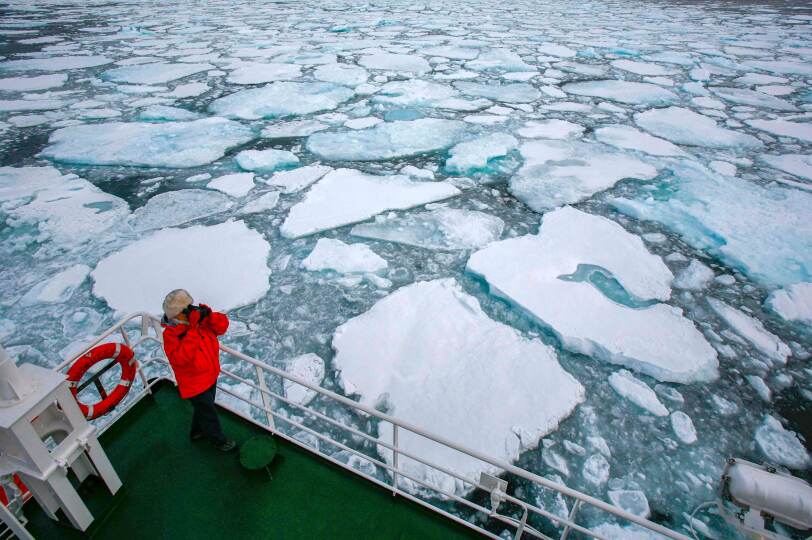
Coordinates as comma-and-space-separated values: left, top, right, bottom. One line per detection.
23, 381, 479, 539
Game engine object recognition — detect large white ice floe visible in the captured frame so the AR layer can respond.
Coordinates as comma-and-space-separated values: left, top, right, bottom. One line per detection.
306, 119, 466, 161
302, 238, 387, 274
765, 283, 812, 326
611, 160, 812, 288
0, 74, 66, 91
209, 82, 354, 120
0, 55, 112, 72
754, 416, 809, 469
634, 107, 762, 149
0, 166, 128, 246
517, 119, 584, 140
358, 53, 430, 73
40, 118, 254, 168
101, 62, 213, 84
594, 125, 685, 157
444, 133, 518, 175
280, 168, 460, 238
746, 119, 812, 143
226, 62, 301, 85
707, 298, 790, 364
91, 220, 271, 314
130, 189, 233, 231
454, 81, 540, 103
19, 265, 91, 306
562, 80, 677, 105
467, 207, 718, 383
351, 208, 504, 251
608, 370, 668, 416
332, 278, 585, 493
509, 140, 657, 211
760, 153, 812, 182
371, 80, 486, 110
313, 63, 368, 86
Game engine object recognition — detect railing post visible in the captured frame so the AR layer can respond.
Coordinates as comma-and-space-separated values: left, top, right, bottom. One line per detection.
392, 424, 399, 496
559, 500, 581, 540
513, 507, 528, 540
255, 364, 276, 430
120, 324, 150, 395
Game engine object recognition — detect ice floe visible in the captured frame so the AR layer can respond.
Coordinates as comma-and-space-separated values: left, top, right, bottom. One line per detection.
608, 491, 650, 518
707, 298, 790, 364
467, 206, 718, 383
91, 220, 271, 314
0, 55, 111, 71
635, 107, 762, 149
236, 149, 299, 173
754, 415, 809, 469
226, 62, 301, 85
710, 87, 797, 111
19, 265, 90, 306
746, 119, 812, 143
562, 80, 677, 105
302, 238, 387, 274
0, 74, 66, 91
209, 82, 354, 120
351, 208, 504, 251
609, 370, 668, 416
670, 411, 697, 444
281, 168, 460, 238
673, 260, 714, 291
41, 118, 254, 168
765, 283, 812, 326
444, 133, 517, 175
332, 278, 584, 492
358, 53, 430, 73
101, 62, 212, 84
131, 189, 233, 231
238, 192, 279, 216
517, 119, 584, 140
313, 63, 368, 86
510, 140, 657, 211
281, 353, 325, 406
207, 173, 256, 198
268, 164, 332, 193
760, 153, 812, 182
307, 119, 466, 161
594, 125, 685, 156
454, 81, 540, 103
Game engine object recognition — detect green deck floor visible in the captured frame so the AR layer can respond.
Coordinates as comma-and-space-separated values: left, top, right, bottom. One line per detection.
24, 382, 480, 539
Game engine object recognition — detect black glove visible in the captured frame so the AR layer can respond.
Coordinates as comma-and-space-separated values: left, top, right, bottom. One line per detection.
198, 304, 213, 322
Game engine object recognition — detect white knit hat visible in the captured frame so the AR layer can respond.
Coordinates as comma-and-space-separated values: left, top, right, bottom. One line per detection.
163, 289, 193, 319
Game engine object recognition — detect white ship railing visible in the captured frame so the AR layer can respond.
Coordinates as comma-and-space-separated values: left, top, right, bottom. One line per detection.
54, 313, 691, 540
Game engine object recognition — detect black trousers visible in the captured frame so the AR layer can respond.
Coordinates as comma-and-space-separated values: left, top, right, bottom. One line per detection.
188, 384, 227, 445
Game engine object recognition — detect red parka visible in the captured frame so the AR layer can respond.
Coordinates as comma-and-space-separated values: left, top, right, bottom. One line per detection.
161, 305, 229, 399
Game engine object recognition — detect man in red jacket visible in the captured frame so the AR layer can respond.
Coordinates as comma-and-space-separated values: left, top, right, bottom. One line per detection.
161, 289, 236, 452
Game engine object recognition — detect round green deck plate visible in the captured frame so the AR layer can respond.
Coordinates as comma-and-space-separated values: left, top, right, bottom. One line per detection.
239, 436, 278, 470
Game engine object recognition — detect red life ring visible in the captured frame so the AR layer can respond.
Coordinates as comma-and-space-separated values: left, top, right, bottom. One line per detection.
66, 343, 137, 420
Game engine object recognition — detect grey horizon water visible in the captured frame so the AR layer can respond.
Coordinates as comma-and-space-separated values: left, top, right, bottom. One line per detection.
0, 0, 811, 538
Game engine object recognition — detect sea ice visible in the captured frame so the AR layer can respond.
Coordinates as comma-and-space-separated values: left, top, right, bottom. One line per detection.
130, 189, 233, 231
760, 154, 812, 182
227, 62, 301, 85
634, 107, 762, 149
562, 80, 677, 105
261, 120, 328, 139
608, 490, 651, 518
238, 192, 279, 216
281, 353, 325, 406
746, 119, 812, 143
91, 220, 271, 314
670, 411, 697, 444
765, 283, 812, 325
611, 59, 676, 76
19, 265, 90, 306
41, 118, 254, 168
710, 87, 797, 111
612, 160, 812, 288
302, 238, 387, 274
280, 168, 460, 238
608, 370, 669, 416
582, 454, 610, 486
358, 53, 430, 73
209, 82, 354, 120
510, 140, 657, 211
207, 173, 256, 198
707, 298, 790, 364
101, 62, 212, 84
444, 133, 518, 175
307, 119, 466, 161
465, 49, 533, 72
268, 164, 332, 193
742, 59, 812, 76
594, 125, 684, 156
371, 80, 459, 108
351, 208, 504, 251
136, 105, 201, 122
0, 55, 111, 71
313, 63, 368, 86
236, 149, 299, 173
754, 416, 809, 469
0, 166, 128, 246
0, 99, 63, 112
591, 523, 666, 540
0, 74, 66, 91
673, 260, 714, 291
332, 278, 585, 492
517, 120, 584, 140
467, 206, 718, 383
454, 81, 540, 103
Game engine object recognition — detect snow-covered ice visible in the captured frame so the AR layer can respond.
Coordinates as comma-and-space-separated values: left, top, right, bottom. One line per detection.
673, 260, 714, 291
268, 164, 332, 193
444, 133, 517, 175
207, 173, 256, 198
281, 168, 460, 238
0, 74, 66, 91
302, 238, 387, 274
510, 140, 657, 211
707, 298, 790, 364
235, 149, 299, 173
755, 416, 809, 469
226, 62, 302, 85
563, 80, 677, 105
594, 125, 684, 157
332, 278, 584, 492
467, 207, 718, 383
91, 220, 271, 314
351, 208, 504, 251
281, 353, 325, 407
130, 189, 232, 231
209, 82, 354, 120
608, 370, 669, 416
765, 283, 812, 325
307, 119, 466, 161
670, 411, 697, 444
101, 62, 213, 85
19, 265, 90, 306
608, 490, 651, 518
517, 119, 584, 140
634, 107, 763, 149
41, 118, 254, 168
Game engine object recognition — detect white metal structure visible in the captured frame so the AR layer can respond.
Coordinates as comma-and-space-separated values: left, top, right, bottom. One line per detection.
52, 312, 692, 540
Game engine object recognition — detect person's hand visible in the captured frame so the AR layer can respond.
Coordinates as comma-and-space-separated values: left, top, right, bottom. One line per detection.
198, 304, 212, 322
